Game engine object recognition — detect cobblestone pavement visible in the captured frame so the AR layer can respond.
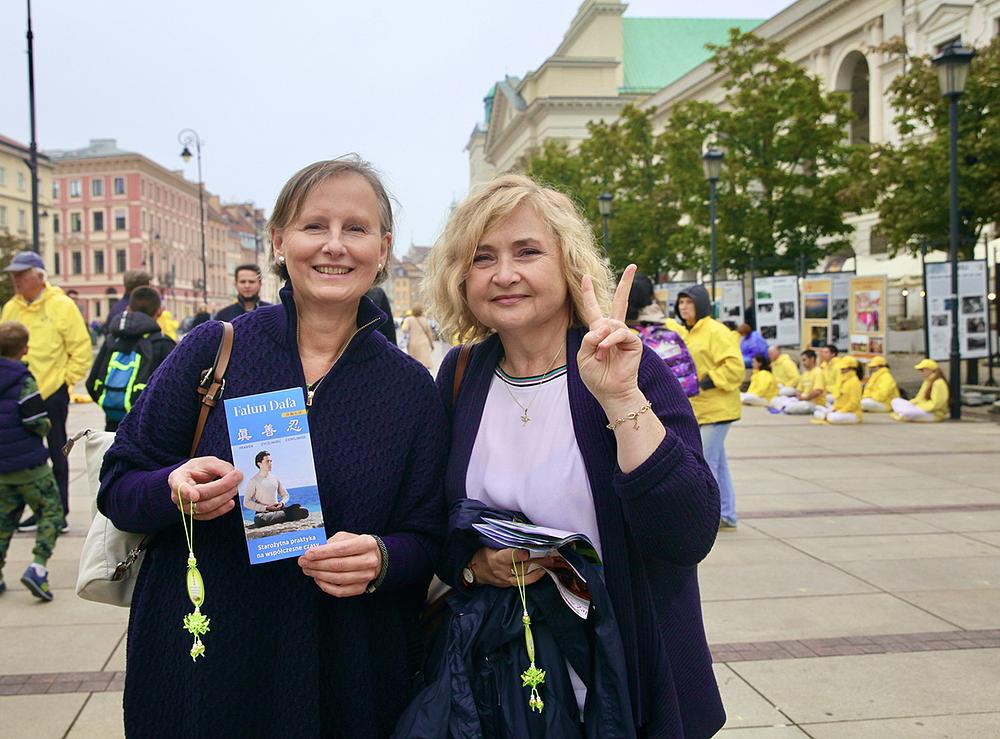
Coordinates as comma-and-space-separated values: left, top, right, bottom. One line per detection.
2, 386, 999, 737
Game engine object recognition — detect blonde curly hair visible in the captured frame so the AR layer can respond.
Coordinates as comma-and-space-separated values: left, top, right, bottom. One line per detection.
422, 174, 612, 342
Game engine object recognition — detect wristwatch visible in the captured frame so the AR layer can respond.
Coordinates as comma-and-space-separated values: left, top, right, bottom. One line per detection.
462, 565, 475, 586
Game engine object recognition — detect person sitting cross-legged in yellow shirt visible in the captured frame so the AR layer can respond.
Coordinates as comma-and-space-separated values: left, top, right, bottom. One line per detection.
891, 359, 949, 422
813, 356, 863, 424
741, 353, 779, 406
768, 346, 799, 397
860, 356, 899, 412
770, 349, 824, 414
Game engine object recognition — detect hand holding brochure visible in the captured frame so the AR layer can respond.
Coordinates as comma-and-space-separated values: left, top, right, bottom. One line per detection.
224, 387, 326, 564
472, 515, 600, 618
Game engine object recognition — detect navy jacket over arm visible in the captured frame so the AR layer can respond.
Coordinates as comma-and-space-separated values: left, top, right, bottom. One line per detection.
98, 285, 448, 738
436, 330, 725, 739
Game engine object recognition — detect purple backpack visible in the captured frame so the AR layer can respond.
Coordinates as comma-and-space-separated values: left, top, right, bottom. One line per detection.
633, 323, 700, 398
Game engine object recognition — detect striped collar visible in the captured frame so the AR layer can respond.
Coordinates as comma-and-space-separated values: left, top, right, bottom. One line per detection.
494, 363, 568, 387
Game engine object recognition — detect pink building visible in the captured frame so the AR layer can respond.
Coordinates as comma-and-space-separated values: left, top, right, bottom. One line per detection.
46, 139, 263, 323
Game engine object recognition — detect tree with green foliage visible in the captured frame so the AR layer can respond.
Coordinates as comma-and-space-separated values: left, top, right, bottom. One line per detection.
859, 35, 1000, 259
661, 29, 863, 277
527, 105, 695, 275
0, 234, 28, 308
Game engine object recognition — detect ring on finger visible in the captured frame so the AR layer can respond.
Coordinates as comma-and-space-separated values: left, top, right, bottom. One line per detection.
192, 502, 198, 514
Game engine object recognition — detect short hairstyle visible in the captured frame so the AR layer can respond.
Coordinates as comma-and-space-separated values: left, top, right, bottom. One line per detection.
254, 451, 270, 468
825, 343, 839, 355
123, 270, 152, 293
128, 286, 161, 318
626, 273, 654, 322
801, 349, 817, 360
423, 174, 613, 343
0, 320, 29, 359
267, 155, 394, 285
234, 264, 261, 280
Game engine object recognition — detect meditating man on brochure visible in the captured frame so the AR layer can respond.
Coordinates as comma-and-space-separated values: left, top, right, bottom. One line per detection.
242, 451, 309, 527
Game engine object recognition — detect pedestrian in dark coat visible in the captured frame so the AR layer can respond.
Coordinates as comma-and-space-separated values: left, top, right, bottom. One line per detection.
98, 157, 448, 738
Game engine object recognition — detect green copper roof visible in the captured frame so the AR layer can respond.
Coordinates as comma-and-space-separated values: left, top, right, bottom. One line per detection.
622, 18, 763, 94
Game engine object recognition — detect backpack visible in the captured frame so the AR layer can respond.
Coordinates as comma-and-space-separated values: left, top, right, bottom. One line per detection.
633, 323, 700, 397
91, 336, 157, 421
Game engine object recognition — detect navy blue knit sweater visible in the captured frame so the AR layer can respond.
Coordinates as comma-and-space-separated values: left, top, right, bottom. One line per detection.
98, 286, 448, 738
437, 331, 725, 739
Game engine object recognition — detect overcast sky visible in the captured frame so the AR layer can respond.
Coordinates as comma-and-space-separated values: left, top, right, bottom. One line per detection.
1, 1, 791, 249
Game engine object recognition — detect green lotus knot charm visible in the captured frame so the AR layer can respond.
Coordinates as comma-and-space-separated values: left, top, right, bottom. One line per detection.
179, 498, 211, 662
513, 552, 546, 714
521, 664, 546, 713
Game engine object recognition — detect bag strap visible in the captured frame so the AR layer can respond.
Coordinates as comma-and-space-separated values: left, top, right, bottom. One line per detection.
452, 343, 472, 407
191, 322, 234, 456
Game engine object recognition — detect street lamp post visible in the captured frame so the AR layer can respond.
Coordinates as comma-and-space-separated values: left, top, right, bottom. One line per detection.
597, 192, 613, 258
178, 128, 209, 308
932, 44, 975, 420
702, 148, 724, 314
25, 0, 40, 254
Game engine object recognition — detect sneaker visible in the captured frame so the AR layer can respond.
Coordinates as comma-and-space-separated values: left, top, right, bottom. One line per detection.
60, 520, 70, 534
20, 565, 53, 602
719, 518, 738, 531
17, 515, 38, 532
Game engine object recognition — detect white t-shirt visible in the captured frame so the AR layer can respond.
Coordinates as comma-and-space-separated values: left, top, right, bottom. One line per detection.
466, 363, 600, 716
466, 364, 601, 557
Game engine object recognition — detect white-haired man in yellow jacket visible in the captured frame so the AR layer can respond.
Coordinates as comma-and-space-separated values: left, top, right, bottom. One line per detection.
2, 252, 91, 529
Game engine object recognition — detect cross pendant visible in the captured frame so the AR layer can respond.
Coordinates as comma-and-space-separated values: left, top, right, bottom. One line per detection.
520, 410, 530, 425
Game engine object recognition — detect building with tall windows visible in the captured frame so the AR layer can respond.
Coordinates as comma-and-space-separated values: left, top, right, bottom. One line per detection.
467, 0, 999, 318
46, 139, 265, 323
0, 134, 55, 267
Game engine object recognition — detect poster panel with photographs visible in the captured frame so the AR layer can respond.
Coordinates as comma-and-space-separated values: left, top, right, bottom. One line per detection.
754, 275, 800, 346
801, 277, 832, 350
714, 280, 745, 325
848, 275, 887, 358
829, 273, 853, 352
924, 260, 989, 361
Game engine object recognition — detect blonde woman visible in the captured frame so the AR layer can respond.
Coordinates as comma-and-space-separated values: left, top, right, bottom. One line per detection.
401, 305, 435, 368
892, 358, 949, 422
422, 174, 724, 737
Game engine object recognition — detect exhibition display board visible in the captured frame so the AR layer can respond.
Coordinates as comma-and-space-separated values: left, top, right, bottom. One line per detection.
801, 277, 833, 349
848, 275, 887, 358
714, 280, 745, 325
923, 260, 990, 361
754, 275, 800, 346
802, 272, 853, 351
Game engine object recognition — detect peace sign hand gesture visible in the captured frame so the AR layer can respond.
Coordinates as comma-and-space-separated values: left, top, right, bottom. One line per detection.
577, 264, 643, 409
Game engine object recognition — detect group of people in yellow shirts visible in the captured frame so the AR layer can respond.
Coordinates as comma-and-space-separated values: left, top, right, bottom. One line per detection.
741, 343, 950, 424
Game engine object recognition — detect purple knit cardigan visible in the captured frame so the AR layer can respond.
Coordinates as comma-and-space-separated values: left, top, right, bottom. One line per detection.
437, 330, 725, 739
97, 286, 448, 738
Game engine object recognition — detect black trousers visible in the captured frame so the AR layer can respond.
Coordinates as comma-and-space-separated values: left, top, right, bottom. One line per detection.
44, 385, 70, 515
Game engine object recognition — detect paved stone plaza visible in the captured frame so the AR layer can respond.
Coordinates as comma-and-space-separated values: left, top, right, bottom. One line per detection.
1, 398, 998, 737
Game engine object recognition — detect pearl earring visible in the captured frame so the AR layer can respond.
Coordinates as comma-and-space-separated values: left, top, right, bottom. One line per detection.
277, 255, 285, 265
378, 263, 383, 270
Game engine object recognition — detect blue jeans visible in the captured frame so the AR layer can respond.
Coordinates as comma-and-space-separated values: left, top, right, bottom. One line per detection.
700, 421, 736, 523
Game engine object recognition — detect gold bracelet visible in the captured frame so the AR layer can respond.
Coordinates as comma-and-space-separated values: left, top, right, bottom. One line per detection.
606, 401, 653, 431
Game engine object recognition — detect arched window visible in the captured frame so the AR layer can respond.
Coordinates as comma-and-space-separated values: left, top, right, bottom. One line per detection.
836, 51, 870, 145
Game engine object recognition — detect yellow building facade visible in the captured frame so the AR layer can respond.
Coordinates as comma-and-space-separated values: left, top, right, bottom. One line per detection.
0, 133, 55, 268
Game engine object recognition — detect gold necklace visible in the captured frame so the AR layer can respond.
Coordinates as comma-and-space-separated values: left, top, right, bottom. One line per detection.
500, 347, 565, 426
